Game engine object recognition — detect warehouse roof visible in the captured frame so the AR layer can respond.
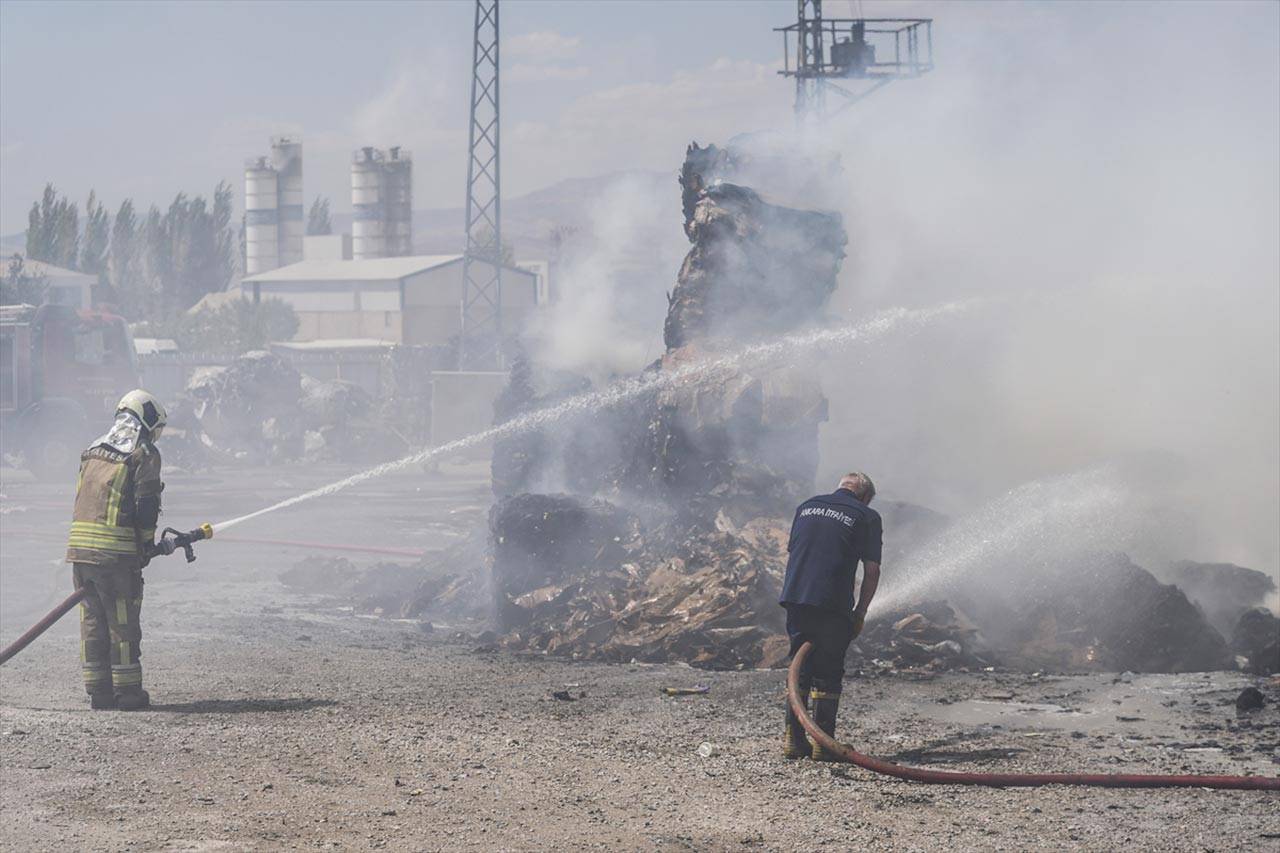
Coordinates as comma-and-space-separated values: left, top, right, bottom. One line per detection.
241, 255, 464, 284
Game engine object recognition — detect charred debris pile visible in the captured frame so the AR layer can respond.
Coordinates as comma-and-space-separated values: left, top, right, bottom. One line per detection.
366, 142, 1277, 676
163, 345, 443, 469
476, 142, 845, 669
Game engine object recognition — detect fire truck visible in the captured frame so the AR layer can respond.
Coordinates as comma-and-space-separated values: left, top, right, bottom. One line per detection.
0, 302, 140, 479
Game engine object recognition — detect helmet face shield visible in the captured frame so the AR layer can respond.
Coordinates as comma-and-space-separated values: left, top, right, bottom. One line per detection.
115, 389, 167, 441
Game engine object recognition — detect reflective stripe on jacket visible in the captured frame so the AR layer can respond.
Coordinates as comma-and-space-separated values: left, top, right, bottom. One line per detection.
65, 441, 163, 568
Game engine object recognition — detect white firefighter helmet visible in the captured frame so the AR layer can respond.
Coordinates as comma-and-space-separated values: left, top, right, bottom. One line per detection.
116, 389, 167, 440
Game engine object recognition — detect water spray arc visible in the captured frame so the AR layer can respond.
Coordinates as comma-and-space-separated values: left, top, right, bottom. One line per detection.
212, 303, 970, 534
0, 304, 965, 666
875, 466, 1130, 612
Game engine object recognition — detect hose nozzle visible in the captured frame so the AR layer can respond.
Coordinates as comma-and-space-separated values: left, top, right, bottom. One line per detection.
157, 523, 214, 563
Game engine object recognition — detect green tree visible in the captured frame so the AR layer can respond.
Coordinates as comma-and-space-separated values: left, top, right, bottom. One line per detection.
139, 184, 237, 317
108, 199, 144, 316
471, 224, 514, 265
0, 254, 48, 305
213, 180, 237, 282
25, 184, 79, 268
140, 203, 170, 314
80, 190, 110, 279
307, 196, 332, 235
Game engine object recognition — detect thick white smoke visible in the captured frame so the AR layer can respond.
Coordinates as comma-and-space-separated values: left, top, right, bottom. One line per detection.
525, 171, 684, 381
521, 2, 1278, 579
804, 2, 1279, 577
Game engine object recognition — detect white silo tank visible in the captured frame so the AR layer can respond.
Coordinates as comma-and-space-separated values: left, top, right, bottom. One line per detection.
383, 147, 413, 257
272, 136, 304, 267
244, 157, 279, 275
351, 147, 386, 260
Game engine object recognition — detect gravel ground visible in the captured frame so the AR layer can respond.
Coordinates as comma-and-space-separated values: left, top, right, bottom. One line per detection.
2, 464, 1277, 851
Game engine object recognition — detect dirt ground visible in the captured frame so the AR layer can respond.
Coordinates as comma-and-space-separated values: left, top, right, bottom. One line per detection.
1, 463, 1277, 852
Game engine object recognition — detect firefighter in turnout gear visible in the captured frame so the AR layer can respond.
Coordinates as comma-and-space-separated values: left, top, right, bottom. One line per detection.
65, 390, 167, 711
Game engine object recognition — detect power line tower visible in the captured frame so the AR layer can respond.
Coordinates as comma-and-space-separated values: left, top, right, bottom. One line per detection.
460, 0, 502, 369
776, 0, 933, 120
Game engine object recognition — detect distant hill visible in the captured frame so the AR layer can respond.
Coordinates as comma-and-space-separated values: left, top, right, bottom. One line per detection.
332, 169, 673, 260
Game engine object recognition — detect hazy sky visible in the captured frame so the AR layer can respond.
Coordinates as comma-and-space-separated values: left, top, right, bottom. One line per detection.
1, 0, 1276, 572
0, 0, 804, 233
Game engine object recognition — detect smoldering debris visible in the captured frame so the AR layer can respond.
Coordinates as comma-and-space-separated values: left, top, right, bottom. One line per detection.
971, 553, 1236, 673
489, 494, 788, 668
161, 345, 448, 469
1161, 560, 1277, 634
188, 350, 305, 463
358, 139, 1273, 676
1230, 608, 1280, 675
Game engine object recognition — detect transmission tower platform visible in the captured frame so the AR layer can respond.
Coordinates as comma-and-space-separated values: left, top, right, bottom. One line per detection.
776, 0, 933, 119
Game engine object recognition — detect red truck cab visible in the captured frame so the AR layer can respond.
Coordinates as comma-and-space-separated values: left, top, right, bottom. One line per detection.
1, 303, 140, 478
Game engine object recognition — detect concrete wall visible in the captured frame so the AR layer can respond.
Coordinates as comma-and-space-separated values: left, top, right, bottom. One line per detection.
294, 310, 402, 342
253, 259, 538, 346
401, 261, 538, 347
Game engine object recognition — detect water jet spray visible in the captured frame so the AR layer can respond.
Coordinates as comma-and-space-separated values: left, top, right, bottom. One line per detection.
1, 303, 970, 666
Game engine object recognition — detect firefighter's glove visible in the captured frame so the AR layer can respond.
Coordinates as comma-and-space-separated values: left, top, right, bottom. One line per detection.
148, 538, 176, 558
850, 610, 866, 640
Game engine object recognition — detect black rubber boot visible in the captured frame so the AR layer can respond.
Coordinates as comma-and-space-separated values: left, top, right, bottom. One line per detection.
783, 673, 812, 760
89, 690, 117, 710
116, 688, 150, 711
810, 679, 843, 762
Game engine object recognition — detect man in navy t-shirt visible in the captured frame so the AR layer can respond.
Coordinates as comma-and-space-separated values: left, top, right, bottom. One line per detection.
778, 471, 882, 760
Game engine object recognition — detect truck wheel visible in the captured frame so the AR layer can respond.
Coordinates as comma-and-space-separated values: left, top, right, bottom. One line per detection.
20, 400, 88, 481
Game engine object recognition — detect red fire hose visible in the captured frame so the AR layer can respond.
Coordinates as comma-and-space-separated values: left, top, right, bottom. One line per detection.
788, 641, 1280, 790
0, 588, 86, 666
213, 535, 427, 558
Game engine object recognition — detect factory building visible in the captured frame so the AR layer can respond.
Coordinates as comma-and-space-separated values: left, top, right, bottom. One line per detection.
238, 252, 539, 346
244, 136, 304, 275
351, 146, 413, 260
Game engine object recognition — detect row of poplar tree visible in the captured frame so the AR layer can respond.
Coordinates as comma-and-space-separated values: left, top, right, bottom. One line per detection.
23, 184, 334, 325
25, 182, 237, 324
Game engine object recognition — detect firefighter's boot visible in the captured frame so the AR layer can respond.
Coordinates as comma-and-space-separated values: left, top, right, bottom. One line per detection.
783, 673, 813, 759
89, 690, 117, 710
113, 663, 149, 711
116, 687, 150, 711
810, 679, 843, 762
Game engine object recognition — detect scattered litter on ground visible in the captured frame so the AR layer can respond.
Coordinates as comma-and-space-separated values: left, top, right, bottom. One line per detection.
661, 686, 710, 696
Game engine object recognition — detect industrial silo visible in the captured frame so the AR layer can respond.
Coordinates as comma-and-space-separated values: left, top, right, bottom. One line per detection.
383, 147, 413, 257
272, 136, 304, 267
244, 156, 279, 275
351, 147, 386, 261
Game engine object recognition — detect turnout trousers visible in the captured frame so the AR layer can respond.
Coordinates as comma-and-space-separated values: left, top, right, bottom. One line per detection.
72, 562, 144, 696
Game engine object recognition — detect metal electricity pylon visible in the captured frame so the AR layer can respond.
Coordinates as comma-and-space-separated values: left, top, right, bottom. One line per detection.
460, 0, 503, 369
776, 0, 934, 120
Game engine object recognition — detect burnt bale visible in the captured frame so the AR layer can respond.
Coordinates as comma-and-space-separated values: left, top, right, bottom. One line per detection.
187, 350, 304, 462
491, 356, 644, 499
1231, 607, 1280, 675
490, 494, 637, 628
994, 553, 1234, 673
1163, 560, 1277, 634
679, 142, 740, 235
491, 355, 544, 498
664, 182, 845, 350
